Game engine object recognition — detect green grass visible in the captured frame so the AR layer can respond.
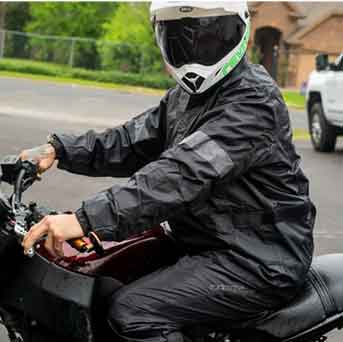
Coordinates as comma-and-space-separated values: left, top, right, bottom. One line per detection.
0, 58, 306, 110
293, 128, 310, 141
0, 58, 175, 91
283, 90, 306, 110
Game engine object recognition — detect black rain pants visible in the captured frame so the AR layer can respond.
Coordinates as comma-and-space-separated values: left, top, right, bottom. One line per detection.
108, 250, 297, 342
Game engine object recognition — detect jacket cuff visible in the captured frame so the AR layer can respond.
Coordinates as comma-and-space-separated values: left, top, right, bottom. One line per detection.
47, 134, 65, 160
75, 208, 91, 236
81, 191, 120, 240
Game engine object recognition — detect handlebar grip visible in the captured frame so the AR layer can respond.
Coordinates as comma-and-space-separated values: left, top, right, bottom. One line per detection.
67, 233, 104, 256
67, 238, 93, 253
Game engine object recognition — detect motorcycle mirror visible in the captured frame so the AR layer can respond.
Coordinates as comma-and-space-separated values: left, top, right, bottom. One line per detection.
0, 155, 39, 186
0, 155, 22, 185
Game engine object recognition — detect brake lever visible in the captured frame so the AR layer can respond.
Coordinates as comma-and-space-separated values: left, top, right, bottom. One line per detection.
13, 210, 35, 257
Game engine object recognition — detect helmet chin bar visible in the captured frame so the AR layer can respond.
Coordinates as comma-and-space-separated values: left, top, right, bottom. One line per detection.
170, 63, 215, 94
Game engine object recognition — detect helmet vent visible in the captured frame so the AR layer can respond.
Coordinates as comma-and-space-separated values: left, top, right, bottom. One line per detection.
185, 72, 198, 79
182, 74, 205, 92
195, 76, 205, 89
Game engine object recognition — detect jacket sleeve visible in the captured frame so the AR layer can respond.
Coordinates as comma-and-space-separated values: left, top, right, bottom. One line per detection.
53, 92, 169, 177
76, 96, 277, 240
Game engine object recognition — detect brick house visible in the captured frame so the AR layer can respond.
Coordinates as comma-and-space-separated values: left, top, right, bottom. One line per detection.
249, 2, 343, 88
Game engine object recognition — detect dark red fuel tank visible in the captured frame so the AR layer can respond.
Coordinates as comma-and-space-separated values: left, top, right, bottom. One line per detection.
38, 227, 181, 285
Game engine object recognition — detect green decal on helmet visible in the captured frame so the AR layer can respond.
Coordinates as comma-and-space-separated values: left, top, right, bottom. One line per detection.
222, 22, 250, 76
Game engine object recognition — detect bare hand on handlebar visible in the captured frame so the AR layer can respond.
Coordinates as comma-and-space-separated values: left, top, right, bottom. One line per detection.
19, 144, 56, 174
22, 214, 84, 258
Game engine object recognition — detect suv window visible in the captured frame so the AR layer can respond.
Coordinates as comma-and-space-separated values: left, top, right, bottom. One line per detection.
336, 53, 343, 71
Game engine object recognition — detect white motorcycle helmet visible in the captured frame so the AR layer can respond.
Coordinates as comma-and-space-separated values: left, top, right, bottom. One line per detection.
151, 1, 250, 94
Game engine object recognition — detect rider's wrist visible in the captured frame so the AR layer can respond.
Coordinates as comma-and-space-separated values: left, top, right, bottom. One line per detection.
75, 208, 91, 236
47, 134, 65, 160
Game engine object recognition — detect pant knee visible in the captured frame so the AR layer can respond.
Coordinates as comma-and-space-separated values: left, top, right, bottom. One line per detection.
107, 287, 178, 342
107, 288, 135, 336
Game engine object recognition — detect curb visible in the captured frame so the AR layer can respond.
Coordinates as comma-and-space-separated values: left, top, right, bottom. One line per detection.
0, 71, 165, 97
0, 106, 124, 128
287, 105, 306, 111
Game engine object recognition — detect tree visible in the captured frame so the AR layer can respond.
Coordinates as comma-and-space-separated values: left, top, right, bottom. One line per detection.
4, 3, 31, 58
98, 3, 163, 73
5, 2, 30, 31
0, 3, 5, 29
0, 3, 6, 58
26, 2, 117, 68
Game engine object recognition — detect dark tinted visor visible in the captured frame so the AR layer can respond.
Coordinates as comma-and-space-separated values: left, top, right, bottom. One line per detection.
156, 15, 245, 68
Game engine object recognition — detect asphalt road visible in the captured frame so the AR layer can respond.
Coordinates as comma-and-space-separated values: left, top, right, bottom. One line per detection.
0, 77, 342, 341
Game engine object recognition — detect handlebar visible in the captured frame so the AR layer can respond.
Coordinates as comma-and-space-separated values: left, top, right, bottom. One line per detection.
4, 157, 105, 257
13, 168, 27, 207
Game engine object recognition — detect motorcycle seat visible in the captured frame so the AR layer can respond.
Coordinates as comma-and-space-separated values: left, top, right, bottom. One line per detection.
253, 254, 343, 340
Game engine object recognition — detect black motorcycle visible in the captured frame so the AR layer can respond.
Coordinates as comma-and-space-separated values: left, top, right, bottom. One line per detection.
0, 155, 342, 342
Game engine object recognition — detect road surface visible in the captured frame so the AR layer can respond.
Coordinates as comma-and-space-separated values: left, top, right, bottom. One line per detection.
0, 77, 342, 341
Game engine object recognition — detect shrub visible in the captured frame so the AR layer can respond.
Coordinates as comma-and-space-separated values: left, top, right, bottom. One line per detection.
0, 58, 175, 89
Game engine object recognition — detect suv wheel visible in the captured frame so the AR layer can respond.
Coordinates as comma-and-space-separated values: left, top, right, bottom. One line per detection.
309, 102, 337, 152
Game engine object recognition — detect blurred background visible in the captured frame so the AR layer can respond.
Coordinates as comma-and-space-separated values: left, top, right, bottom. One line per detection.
0, 2, 173, 89
0, 2, 342, 91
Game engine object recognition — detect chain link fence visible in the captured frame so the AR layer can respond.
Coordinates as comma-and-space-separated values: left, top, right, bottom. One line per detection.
0, 29, 163, 74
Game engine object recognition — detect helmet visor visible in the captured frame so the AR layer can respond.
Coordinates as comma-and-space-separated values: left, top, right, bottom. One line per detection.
156, 15, 245, 68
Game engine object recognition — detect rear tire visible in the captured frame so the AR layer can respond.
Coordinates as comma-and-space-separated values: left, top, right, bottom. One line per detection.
309, 102, 337, 152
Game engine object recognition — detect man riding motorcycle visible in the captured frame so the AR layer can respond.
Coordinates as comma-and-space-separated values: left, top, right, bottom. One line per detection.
21, 1, 316, 341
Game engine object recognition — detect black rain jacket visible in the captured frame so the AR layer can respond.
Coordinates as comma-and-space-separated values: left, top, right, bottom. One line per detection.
54, 59, 316, 290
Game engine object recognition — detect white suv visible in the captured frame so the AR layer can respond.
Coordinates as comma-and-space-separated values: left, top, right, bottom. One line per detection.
306, 53, 343, 152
